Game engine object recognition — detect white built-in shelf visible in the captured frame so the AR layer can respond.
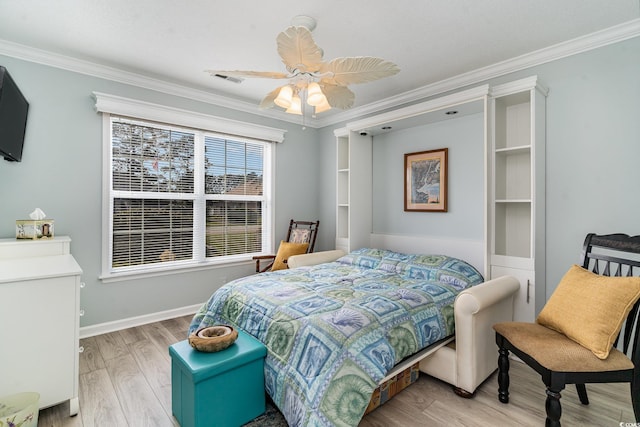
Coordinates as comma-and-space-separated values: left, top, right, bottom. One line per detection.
489, 76, 546, 323
495, 145, 531, 155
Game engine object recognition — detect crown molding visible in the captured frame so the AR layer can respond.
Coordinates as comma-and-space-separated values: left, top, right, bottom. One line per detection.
1, 18, 638, 130
344, 85, 489, 134
316, 18, 640, 128
489, 76, 548, 98
0, 39, 310, 126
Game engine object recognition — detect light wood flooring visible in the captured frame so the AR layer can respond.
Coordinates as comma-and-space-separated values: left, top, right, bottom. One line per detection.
38, 315, 635, 426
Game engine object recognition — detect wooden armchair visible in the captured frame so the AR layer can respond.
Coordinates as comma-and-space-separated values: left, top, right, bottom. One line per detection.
253, 219, 319, 273
494, 233, 640, 426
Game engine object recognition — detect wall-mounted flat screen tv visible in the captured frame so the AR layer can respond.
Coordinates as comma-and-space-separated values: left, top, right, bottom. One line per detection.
0, 66, 29, 162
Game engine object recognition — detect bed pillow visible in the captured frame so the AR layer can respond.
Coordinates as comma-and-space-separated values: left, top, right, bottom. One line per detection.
399, 255, 483, 289
536, 264, 640, 359
432, 257, 484, 289
375, 250, 413, 274
401, 254, 449, 280
271, 241, 309, 271
336, 248, 387, 269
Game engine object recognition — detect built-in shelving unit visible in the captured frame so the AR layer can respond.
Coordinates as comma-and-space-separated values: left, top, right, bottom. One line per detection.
332, 76, 546, 324
489, 76, 547, 322
334, 85, 489, 255
335, 129, 372, 253
336, 133, 350, 248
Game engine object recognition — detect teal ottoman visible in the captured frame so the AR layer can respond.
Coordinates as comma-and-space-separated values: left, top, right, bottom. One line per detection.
169, 330, 267, 427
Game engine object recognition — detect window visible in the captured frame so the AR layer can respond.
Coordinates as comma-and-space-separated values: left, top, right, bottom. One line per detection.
95, 93, 285, 280
111, 120, 196, 269
204, 136, 264, 258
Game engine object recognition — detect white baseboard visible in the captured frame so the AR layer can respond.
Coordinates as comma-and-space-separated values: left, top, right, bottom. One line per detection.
79, 303, 202, 339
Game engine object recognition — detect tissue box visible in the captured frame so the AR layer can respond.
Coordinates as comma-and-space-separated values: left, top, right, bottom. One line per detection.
15, 220, 54, 240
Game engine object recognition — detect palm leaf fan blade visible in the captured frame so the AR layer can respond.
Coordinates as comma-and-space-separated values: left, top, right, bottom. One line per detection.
205, 70, 290, 79
320, 84, 355, 109
277, 26, 324, 73
320, 57, 400, 86
259, 87, 282, 109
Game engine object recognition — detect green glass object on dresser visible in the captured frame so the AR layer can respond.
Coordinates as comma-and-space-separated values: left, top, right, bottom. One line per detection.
169, 330, 267, 427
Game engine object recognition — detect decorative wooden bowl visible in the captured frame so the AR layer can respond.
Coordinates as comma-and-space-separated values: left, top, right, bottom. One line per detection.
188, 325, 239, 352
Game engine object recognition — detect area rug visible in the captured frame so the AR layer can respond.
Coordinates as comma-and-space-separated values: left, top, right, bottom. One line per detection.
242, 398, 287, 427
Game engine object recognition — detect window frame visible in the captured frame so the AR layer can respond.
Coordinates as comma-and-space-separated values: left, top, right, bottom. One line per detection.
95, 93, 285, 282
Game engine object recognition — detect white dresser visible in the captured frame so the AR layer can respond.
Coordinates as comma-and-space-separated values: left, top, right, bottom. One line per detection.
0, 236, 83, 416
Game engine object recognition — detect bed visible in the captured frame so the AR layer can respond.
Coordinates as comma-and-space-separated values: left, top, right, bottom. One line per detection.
189, 247, 518, 426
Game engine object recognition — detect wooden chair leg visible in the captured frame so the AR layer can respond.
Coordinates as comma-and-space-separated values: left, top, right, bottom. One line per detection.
545, 387, 563, 427
498, 346, 510, 404
575, 384, 589, 405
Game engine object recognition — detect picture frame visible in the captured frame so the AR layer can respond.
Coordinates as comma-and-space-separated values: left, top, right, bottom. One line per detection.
404, 148, 448, 212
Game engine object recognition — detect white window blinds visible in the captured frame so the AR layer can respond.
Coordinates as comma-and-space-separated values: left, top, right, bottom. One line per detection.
96, 93, 284, 280
204, 136, 264, 258
103, 114, 274, 279
110, 119, 197, 270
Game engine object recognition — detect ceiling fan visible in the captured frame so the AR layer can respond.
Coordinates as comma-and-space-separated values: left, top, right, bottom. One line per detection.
206, 16, 400, 115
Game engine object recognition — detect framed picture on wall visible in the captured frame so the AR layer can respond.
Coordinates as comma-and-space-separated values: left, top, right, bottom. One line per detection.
404, 148, 448, 212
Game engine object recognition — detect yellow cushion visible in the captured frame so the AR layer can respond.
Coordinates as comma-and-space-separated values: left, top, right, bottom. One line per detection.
271, 241, 309, 271
536, 264, 640, 359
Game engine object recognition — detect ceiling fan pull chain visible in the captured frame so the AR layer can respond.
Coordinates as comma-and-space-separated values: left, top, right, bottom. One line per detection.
301, 89, 307, 130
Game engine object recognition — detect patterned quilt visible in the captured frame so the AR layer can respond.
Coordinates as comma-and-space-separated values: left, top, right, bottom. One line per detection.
189, 248, 483, 427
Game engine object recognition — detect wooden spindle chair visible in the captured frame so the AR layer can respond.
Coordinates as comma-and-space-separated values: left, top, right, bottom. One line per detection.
253, 219, 319, 273
493, 233, 640, 426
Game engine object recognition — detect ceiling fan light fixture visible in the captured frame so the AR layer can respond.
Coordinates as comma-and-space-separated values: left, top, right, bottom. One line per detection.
274, 85, 293, 109
206, 16, 399, 119
306, 82, 325, 106
314, 96, 332, 114
285, 94, 302, 115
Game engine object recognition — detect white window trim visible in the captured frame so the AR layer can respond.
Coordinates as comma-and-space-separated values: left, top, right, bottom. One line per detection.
95, 93, 285, 282
93, 92, 286, 142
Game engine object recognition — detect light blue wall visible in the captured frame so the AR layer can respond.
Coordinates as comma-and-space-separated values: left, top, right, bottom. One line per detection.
0, 55, 320, 327
372, 113, 484, 239
316, 36, 640, 301
2, 35, 639, 327
529, 37, 640, 298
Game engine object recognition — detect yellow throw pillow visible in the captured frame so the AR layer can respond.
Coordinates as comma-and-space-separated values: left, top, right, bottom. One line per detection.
271, 241, 309, 271
536, 264, 640, 359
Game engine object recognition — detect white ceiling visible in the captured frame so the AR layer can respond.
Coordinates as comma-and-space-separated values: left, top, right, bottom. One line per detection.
0, 1, 639, 126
